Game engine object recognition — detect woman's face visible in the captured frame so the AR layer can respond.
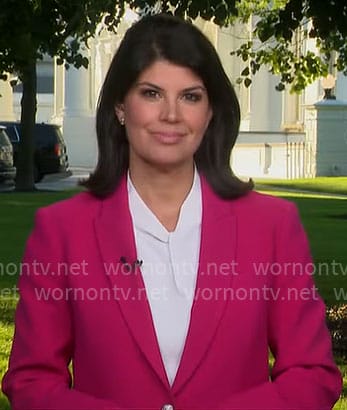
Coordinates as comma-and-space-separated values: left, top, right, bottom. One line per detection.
116, 60, 212, 171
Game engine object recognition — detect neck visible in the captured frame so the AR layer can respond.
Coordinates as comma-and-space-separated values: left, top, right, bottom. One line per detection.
128, 162, 195, 231
129, 162, 194, 205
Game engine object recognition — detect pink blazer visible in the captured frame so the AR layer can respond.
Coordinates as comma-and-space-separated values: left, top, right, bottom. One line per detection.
2, 176, 342, 409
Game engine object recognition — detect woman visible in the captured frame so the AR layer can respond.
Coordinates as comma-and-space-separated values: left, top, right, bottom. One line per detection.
2, 13, 342, 409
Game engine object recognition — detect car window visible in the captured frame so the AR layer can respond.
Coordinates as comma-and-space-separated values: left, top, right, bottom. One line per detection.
0, 123, 65, 146
35, 125, 56, 146
0, 129, 11, 146
55, 127, 64, 144
4, 126, 20, 143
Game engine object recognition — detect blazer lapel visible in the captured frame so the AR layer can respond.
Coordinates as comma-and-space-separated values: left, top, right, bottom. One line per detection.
94, 176, 170, 389
172, 177, 237, 394
94, 175, 238, 393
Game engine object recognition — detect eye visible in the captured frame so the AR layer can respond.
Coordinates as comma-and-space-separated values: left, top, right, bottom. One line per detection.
182, 92, 203, 102
140, 88, 161, 99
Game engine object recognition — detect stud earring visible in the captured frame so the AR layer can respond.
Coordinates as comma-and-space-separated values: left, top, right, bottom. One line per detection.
119, 117, 125, 126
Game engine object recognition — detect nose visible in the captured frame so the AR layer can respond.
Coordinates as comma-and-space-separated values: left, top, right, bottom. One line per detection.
160, 97, 180, 122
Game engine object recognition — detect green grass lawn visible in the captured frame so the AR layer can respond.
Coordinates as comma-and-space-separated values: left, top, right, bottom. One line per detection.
255, 176, 347, 195
256, 190, 347, 306
0, 186, 346, 408
0, 190, 78, 409
0, 297, 18, 410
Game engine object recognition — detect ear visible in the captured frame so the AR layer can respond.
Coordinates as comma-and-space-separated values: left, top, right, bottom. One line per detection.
115, 103, 125, 123
206, 106, 213, 126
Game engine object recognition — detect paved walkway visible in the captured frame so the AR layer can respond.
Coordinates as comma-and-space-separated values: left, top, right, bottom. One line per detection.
0, 167, 92, 192
35, 167, 91, 191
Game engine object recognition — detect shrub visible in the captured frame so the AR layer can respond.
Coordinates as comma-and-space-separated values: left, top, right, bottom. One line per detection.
327, 304, 347, 359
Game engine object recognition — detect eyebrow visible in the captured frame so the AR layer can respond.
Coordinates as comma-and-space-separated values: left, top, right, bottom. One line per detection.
135, 81, 207, 93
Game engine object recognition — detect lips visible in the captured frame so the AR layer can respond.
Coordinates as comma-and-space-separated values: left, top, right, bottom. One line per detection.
151, 131, 186, 144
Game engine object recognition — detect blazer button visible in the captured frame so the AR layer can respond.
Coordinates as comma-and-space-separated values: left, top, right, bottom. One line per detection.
162, 405, 174, 410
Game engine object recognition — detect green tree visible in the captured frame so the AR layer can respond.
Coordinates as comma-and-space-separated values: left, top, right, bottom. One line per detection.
156, 0, 347, 92
229, 0, 347, 92
0, 0, 124, 191
1, 0, 346, 190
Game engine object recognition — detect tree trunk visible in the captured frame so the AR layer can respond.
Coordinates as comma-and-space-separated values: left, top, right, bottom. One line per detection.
15, 60, 37, 191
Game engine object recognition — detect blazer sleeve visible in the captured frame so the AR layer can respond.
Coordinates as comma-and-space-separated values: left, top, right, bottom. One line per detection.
1, 207, 121, 410
218, 202, 342, 409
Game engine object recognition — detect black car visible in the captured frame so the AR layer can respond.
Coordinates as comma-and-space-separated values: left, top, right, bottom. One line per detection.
0, 126, 16, 185
0, 122, 69, 182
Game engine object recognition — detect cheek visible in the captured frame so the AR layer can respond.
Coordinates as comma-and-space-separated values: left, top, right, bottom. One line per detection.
124, 98, 155, 128
191, 109, 212, 135
191, 101, 211, 124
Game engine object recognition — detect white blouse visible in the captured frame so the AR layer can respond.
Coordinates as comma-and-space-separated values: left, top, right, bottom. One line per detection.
127, 171, 202, 385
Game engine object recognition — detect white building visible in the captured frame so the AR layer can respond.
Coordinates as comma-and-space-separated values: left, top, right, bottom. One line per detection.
1, 14, 347, 179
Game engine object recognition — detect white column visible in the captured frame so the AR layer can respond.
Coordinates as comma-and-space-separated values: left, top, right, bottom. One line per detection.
336, 72, 347, 102
249, 66, 283, 132
282, 87, 306, 133
248, 17, 282, 132
52, 58, 65, 123
303, 22, 322, 105
63, 46, 97, 168
0, 77, 16, 120
216, 21, 252, 131
64, 59, 92, 116
94, 37, 116, 108
195, 18, 218, 46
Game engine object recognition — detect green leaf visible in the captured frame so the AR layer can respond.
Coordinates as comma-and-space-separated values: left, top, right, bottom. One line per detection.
244, 77, 252, 88
275, 82, 285, 91
241, 66, 250, 76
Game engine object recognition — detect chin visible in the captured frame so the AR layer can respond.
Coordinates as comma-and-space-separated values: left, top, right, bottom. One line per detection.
145, 156, 193, 171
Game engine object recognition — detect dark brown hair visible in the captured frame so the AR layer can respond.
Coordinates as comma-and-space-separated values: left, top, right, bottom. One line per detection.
82, 13, 253, 198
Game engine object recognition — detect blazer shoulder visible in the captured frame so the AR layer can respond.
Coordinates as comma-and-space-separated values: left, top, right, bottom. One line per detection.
36, 190, 101, 223
232, 190, 298, 220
